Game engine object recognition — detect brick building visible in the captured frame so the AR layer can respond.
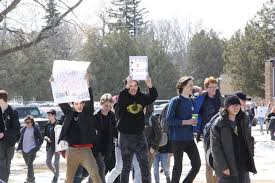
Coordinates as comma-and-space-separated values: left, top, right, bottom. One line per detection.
265, 58, 275, 105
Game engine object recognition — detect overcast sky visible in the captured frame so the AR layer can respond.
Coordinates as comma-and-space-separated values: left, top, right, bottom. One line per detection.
73, 0, 268, 38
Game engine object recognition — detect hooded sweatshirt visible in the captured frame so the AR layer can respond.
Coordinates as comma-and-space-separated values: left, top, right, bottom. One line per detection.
116, 87, 158, 134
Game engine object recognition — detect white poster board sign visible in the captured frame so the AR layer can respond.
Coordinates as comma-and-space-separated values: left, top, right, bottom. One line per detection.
129, 56, 148, 80
51, 60, 91, 103
54, 125, 68, 152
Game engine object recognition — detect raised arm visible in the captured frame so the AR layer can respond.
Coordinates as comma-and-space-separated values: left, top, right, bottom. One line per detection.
84, 87, 94, 115
144, 76, 158, 105
59, 103, 72, 115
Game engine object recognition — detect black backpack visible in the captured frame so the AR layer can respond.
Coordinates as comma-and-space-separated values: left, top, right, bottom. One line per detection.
159, 104, 169, 134
203, 113, 220, 169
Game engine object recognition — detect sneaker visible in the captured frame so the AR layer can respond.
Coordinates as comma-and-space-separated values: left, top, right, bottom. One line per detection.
52, 176, 58, 183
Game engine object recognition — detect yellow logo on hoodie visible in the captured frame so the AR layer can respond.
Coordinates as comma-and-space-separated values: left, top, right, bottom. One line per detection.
127, 103, 143, 114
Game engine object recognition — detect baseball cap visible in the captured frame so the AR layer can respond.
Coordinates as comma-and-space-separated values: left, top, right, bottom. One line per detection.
234, 91, 251, 101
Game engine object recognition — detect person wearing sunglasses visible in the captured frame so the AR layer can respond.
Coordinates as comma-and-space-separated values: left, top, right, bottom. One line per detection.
17, 115, 43, 183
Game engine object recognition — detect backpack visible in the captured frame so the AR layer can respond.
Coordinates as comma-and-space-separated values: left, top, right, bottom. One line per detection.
158, 104, 170, 147
203, 113, 220, 169
148, 113, 168, 147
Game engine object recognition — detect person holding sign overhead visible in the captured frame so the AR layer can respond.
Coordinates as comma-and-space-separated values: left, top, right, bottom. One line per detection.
116, 74, 158, 183
50, 73, 102, 183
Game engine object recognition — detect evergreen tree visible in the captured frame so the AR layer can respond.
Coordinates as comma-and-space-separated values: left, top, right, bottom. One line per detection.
108, 0, 148, 37
44, 0, 60, 27
186, 30, 224, 86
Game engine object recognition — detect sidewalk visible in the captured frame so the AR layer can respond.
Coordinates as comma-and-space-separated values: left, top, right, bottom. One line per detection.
9, 124, 275, 183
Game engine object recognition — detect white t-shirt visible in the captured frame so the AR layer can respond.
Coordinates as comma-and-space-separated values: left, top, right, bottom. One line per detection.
257, 106, 268, 118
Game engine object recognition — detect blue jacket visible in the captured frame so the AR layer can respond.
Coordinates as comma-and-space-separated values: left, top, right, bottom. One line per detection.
193, 94, 206, 133
194, 90, 224, 134
166, 95, 194, 141
17, 124, 43, 151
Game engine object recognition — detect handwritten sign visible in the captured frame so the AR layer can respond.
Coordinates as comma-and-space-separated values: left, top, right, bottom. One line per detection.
51, 60, 90, 103
129, 56, 148, 80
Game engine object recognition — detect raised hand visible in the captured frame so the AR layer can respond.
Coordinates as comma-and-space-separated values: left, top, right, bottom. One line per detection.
125, 75, 133, 89
145, 75, 152, 88
49, 75, 54, 82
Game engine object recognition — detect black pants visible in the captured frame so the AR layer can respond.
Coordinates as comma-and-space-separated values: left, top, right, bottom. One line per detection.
0, 141, 15, 182
119, 132, 150, 183
171, 140, 201, 183
22, 148, 38, 182
218, 167, 248, 183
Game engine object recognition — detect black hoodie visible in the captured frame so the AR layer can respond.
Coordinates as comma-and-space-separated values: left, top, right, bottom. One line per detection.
116, 87, 158, 134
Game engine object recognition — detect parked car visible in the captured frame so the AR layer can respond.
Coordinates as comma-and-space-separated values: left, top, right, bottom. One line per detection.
153, 103, 168, 116
39, 106, 64, 121
154, 100, 169, 107
13, 105, 49, 136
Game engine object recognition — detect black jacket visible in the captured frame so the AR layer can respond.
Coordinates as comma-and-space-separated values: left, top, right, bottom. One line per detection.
210, 111, 257, 177
58, 87, 97, 146
116, 87, 158, 134
17, 124, 43, 151
93, 110, 117, 157
44, 121, 58, 151
144, 115, 161, 150
144, 104, 161, 150
0, 105, 20, 147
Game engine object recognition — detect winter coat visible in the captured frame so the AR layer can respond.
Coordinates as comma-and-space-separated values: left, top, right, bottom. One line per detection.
194, 90, 224, 134
58, 87, 97, 145
44, 121, 58, 151
0, 105, 20, 147
93, 110, 117, 158
17, 124, 43, 151
210, 111, 257, 177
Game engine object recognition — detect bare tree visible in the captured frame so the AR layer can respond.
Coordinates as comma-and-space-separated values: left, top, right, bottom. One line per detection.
0, 0, 83, 56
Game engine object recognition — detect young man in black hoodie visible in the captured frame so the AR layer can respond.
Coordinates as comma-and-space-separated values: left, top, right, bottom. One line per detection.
117, 75, 158, 183
0, 90, 20, 183
56, 75, 102, 183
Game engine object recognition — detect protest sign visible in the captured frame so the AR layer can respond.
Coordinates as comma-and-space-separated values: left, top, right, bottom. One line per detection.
129, 56, 148, 80
51, 60, 90, 103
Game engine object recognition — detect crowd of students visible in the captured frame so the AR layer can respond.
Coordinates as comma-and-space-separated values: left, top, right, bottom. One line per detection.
1, 74, 268, 183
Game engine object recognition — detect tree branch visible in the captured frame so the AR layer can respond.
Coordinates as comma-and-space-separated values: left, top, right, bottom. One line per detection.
0, 0, 83, 56
0, 0, 21, 23
33, 0, 47, 10
0, 27, 27, 42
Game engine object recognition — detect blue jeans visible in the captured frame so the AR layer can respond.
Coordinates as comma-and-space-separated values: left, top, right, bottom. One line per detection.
258, 117, 265, 132
88, 153, 106, 183
46, 147, 60, 179
73, 166, 85, 183
153, 152, 169, 182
